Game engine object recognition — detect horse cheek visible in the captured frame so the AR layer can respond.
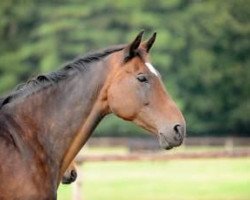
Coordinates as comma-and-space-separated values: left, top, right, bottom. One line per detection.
107, 84, 138, 120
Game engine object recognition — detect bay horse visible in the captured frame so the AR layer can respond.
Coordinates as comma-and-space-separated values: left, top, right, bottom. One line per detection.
0, 31, 185, 199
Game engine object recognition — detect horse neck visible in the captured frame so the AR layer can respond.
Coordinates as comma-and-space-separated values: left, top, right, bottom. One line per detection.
9, 60, 110, 182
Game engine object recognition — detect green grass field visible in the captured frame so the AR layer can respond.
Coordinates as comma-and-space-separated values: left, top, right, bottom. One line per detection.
58, 158, 250, 200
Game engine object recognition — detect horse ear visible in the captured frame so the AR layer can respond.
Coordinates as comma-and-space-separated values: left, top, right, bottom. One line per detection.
124, 31, 144, 61
141, 32, 157, 53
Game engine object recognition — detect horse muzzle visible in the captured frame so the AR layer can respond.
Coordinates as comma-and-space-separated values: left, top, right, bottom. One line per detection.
61, 169, 77, 184
158, 123, 186, 150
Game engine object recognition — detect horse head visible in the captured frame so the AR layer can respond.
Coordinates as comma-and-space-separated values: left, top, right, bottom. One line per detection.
105, 31, 186, 150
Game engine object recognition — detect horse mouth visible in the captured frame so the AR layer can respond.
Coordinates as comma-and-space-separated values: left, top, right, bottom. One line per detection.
157, 133, 176, 150
62, 177, 74, 184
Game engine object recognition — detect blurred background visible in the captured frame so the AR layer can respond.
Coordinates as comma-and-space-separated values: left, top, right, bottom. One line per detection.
0, 0, 249, 199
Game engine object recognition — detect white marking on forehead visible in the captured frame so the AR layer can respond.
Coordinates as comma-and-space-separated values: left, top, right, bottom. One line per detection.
145, 62, 159, 76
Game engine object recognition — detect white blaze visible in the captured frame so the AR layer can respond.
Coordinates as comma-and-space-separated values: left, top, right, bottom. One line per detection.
145, 62, 159, 76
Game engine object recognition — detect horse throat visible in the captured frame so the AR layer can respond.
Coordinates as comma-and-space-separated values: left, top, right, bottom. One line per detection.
59, 101, 105, 183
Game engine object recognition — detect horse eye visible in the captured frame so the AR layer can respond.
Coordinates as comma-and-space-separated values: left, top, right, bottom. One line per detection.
137, 74, 148, 83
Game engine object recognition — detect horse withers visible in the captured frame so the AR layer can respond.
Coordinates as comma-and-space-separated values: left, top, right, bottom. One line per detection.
0, 31, 185, 199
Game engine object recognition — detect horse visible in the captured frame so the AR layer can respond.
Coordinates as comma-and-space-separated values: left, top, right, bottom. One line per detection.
61, 161, 77, 184
0, 31, 186, 199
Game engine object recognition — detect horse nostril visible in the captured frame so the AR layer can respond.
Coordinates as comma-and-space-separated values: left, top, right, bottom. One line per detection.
173, 124, 184, 143
173, 124, 183, 136
71, 170, 77, 180
174, 124, 180, 132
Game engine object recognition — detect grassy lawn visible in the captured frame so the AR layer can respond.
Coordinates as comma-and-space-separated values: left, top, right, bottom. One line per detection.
58, 158, 250, 200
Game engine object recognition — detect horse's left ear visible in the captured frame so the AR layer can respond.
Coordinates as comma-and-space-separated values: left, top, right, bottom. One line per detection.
124, 31, 144, 61
141, 32, 157, 53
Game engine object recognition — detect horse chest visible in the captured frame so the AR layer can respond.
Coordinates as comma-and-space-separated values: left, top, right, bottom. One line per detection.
0, 140, 57, 199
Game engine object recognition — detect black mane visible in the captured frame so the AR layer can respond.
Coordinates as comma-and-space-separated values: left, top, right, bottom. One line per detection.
0, 45, 125, 109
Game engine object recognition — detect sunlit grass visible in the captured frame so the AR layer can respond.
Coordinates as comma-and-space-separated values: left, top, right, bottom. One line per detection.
58, 158, 250, 200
